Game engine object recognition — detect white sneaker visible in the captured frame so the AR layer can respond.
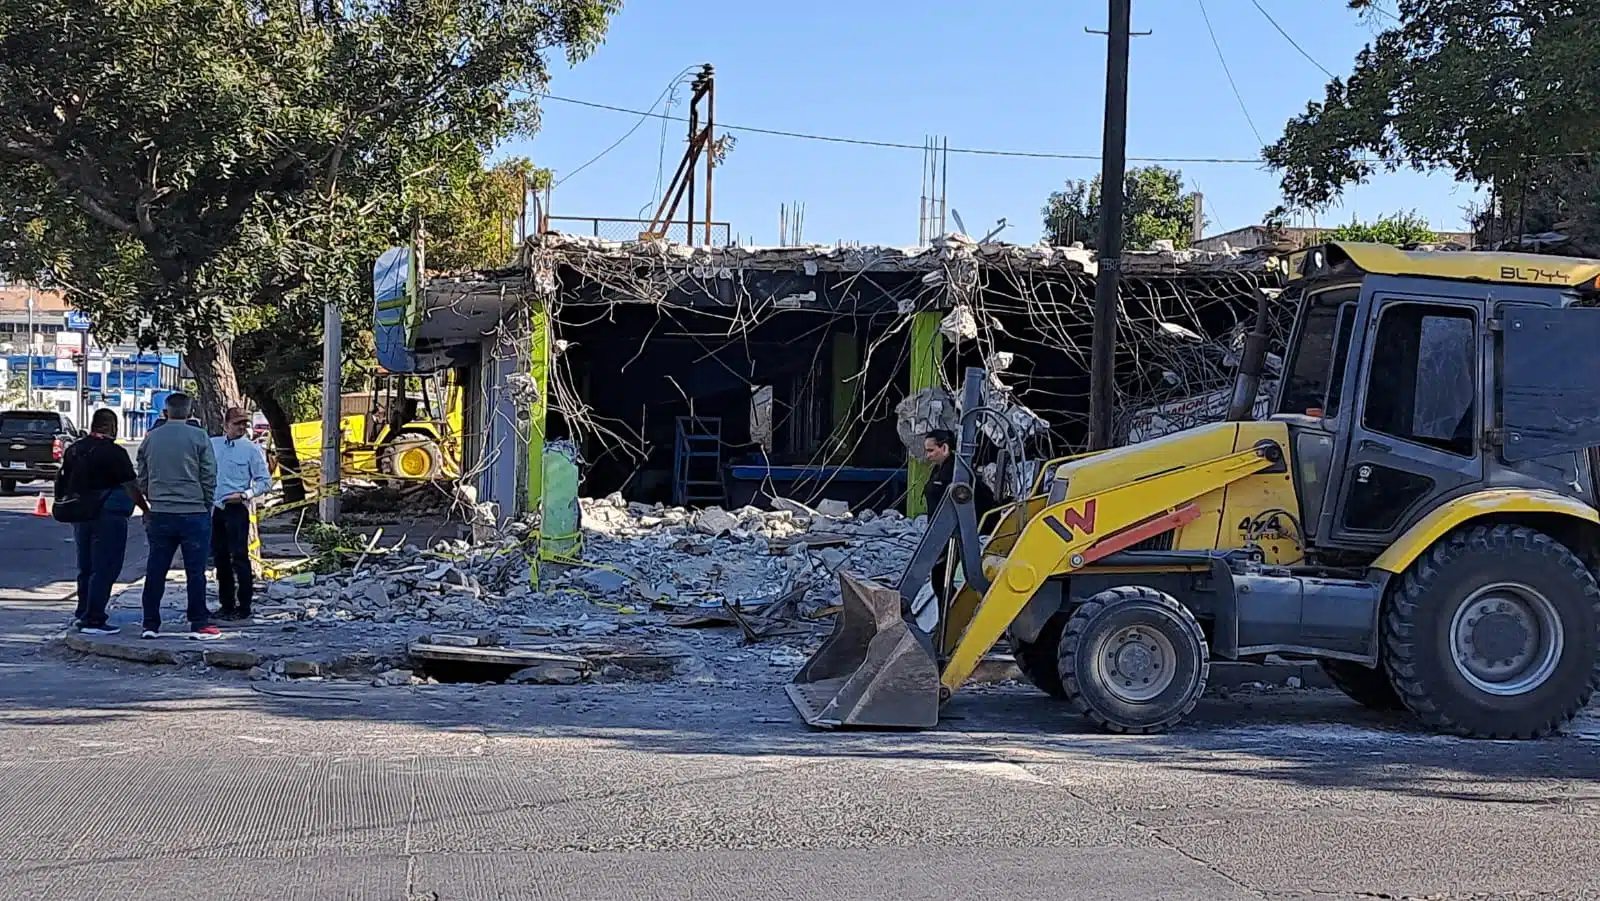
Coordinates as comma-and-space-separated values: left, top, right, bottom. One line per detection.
140, 630, 158, 639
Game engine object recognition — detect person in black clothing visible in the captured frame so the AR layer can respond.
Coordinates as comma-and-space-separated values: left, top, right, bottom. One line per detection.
921, 429, 995, 606
58, 408, 150, 634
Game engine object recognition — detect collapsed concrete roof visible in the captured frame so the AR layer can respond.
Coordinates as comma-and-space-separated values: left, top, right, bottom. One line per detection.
515, 231, 1279, 279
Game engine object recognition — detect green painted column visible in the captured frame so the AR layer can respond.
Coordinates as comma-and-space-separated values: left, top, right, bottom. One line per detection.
906, 311, 944, 518
525, 299, 550, 515
831, 330, 859, 430
829, 330, 859, 464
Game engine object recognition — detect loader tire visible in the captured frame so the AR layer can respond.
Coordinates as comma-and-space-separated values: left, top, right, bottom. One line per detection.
381, 433, 444, 481
1010, 615, 1068, 700
1384, 524, 1600, 739
1058, 586, 1208, 734
1319, 659, 1403, 711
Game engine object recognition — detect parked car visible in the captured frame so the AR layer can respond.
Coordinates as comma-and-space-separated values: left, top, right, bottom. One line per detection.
0, 410, 82, 495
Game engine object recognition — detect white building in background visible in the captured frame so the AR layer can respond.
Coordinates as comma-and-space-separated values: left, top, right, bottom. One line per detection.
0, 282, 182, 432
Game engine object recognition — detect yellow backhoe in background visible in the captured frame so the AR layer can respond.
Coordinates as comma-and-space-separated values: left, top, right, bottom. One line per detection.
284, 369, 463, 484
792, 242, 1600, 739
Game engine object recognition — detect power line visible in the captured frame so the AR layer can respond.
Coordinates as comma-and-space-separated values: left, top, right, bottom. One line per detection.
551, 66, 696, 189
1251, 0, 1337, 78
535, 91, 1600, 170
537, 93, 1266, 165
1196, 0, 1265, 147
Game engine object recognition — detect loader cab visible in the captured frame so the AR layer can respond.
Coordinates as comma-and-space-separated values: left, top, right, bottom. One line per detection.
1274, 243, 1600, 561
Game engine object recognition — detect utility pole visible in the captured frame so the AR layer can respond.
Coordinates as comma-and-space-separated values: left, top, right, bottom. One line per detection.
1088, 0, 1133, 451
319, 301, 342, 523
24, 291, 33, 408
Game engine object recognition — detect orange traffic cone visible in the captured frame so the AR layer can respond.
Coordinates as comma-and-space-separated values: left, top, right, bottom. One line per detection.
34, 496, 49, 517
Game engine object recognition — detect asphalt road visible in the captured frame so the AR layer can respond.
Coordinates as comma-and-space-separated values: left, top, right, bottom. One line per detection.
1, 494, 1597, 900
0, 484, 147, 594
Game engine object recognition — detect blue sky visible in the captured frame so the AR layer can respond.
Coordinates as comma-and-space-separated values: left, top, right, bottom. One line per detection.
505, 1, 1479, 247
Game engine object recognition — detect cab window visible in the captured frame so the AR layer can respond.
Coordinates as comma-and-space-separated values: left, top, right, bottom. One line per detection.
1279, 288, 1359, 415
1361, 303, 1476, 457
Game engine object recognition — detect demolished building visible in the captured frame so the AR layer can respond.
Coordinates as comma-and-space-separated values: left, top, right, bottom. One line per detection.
399, 232, 1287, 525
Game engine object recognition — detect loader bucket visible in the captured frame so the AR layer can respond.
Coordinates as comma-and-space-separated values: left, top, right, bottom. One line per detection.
786, 571, 941, 729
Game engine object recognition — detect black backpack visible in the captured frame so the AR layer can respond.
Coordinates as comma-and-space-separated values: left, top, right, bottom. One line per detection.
53, 442, 107, 524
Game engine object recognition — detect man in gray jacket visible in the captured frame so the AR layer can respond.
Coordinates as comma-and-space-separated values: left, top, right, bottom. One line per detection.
136, 393, 221, 638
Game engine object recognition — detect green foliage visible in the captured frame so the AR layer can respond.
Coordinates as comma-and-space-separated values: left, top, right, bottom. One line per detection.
0, 0, 619, 420
304, 521, 364, 574
1320, 211, 1439, 246
1042, 166, 1203, 250
423, 158, 552, 272
1264, 0, 1600, 217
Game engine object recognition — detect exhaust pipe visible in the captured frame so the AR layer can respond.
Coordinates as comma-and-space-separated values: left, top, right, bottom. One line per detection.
1225, 287, 1273, 422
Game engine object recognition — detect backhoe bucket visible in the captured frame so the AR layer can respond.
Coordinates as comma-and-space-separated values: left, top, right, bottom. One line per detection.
786, 571, 941, 729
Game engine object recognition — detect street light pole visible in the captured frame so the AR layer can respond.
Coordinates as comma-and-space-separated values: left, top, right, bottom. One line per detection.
1088, 0, 1133, 451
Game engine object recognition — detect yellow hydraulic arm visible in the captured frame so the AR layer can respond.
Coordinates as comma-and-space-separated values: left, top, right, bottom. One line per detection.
938, 439, 1285, 694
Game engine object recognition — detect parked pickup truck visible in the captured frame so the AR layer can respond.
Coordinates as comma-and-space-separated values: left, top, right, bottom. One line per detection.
0, 410, 83, 494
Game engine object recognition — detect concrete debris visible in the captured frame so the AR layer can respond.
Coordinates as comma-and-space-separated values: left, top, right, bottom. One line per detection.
895, 387, 959, 456
939, 304, 979, 342
815, 499, 850, 518
376, 668, 415, 687
508, 663, 583, 685
258, 493, 922, 642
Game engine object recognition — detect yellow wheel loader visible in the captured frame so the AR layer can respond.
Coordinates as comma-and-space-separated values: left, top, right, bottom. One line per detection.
285, 370, 463, 484
792, 242, 1600, 739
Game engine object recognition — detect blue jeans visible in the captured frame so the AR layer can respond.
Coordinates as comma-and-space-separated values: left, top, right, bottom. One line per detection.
141, 512, 213, 632
73, 514, 129, 629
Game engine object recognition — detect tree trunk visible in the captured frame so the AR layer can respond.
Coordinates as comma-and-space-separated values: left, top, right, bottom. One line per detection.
254, 390, 306, 505
184, 335, 243, 433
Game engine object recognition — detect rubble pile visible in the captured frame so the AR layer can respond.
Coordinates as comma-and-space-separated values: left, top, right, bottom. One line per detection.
338, 480, 457, 523
262, 494, 924, 639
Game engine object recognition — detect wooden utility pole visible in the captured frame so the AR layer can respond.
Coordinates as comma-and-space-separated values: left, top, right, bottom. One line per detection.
1088, 0, 1133, 451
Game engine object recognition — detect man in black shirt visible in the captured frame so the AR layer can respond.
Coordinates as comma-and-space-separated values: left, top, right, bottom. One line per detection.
58, 408, 149, 634
921, 429, 996, 607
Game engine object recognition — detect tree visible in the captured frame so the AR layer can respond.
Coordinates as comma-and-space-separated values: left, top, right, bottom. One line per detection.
227, 154, 546, 502
1320, 211, 1439, 246
0, 0, 618, 427
1263, 0, 1600, 252
1042, 166, 1203, 250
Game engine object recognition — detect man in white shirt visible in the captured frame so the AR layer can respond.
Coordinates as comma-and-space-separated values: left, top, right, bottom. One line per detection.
210, 407, 272, 620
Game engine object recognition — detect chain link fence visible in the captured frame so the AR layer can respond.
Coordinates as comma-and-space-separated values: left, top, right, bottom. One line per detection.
546, 217, 732, 247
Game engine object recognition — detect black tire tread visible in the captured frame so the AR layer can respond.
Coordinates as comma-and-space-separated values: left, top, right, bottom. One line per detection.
1059, 585, 1210, 735
1384, 524, 1600, 739
1319, 658, 1404, 711
1010, 615, 1068, 700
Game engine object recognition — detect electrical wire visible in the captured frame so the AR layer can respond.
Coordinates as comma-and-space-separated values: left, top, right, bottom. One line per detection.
537, 92, 1600, 170
551, 66, 697, 189
1196, 0, 1265, 147
1250, 0, 1337, 78
537, 93, 1265, 165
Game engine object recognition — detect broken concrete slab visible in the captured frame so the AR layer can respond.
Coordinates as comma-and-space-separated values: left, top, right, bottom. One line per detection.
693, 507, 740, 537
508, 663, 583, 685
815, 499, 850, 518
280, 659, 323, 678
64, 633, 203, 666
202, 648, 265, 670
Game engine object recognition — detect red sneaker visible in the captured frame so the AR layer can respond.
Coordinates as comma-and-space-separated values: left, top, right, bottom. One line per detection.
191, 625, 223, 640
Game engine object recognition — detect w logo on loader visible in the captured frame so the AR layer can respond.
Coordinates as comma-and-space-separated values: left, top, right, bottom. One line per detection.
1042, 499, 1098, 542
